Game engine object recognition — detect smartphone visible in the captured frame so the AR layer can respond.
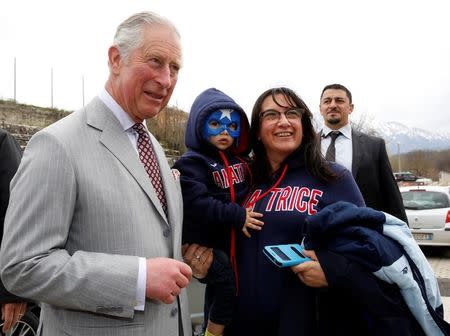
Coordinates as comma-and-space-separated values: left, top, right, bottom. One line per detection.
263, 243, 311, 267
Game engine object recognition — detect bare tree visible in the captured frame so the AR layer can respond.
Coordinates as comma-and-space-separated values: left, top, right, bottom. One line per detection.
146, 106, 188, 155
350, 113, 379, 136
390, 149, 450, 181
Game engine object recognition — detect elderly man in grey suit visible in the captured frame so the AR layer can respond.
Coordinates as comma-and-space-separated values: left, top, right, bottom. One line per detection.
319, 83, 407, 223
0, 11, 209, 336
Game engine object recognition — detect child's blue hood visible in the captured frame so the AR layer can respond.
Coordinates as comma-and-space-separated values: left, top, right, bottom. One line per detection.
185, 88, 250, 155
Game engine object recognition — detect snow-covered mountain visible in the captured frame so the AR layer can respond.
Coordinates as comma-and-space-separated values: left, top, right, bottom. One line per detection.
367, 120, 450, 155
314, 116, 450, 154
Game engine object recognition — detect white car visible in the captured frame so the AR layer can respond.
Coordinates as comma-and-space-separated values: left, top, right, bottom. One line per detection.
400, 186, 450, 246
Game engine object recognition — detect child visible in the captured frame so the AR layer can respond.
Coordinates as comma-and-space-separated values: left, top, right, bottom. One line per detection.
173, 88, 263, 336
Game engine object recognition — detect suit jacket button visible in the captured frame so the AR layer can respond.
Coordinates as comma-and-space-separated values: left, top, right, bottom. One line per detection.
170, 307, 178, 317
163, 228, 171, 237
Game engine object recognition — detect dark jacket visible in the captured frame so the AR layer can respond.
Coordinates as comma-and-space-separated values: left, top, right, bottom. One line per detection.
305, 201, 449, 336
320, 128, 407, 223
0, 129, 23, 303
351, 129, 407, 222
172, 88, 250, 252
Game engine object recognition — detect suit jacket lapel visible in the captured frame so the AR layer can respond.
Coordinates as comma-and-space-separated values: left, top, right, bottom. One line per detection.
148, 133, 178, 225
351, 128, 362, 178
85, 98, 168, 223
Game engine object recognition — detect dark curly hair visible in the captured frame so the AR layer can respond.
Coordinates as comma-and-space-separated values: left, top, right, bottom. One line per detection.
320, 83, 352, 104
250, 87, 336, 184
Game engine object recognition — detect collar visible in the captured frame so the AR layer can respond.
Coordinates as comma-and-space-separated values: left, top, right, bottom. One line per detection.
98, 88, 138, 132
322, 123, 352, 140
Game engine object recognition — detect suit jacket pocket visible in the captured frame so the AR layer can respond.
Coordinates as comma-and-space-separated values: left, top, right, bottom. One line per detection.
61, 308, 145, 329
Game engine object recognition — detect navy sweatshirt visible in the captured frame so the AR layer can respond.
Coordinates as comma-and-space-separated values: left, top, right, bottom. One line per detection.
228, 149, 367, 335
173, 88, 250, 252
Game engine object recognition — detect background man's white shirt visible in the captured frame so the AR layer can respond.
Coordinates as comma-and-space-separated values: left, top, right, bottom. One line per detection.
321, 123, 353, 172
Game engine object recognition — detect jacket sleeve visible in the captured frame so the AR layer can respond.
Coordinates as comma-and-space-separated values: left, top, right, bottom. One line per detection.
375, 139, 408, 223
0, 132, 25, 303
173, 156, 246, 230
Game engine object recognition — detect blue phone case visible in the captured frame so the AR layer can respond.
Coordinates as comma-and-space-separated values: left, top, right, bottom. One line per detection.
263, 243, 311, 267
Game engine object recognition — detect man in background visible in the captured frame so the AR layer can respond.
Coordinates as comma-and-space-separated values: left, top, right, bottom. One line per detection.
0, 129, 27, 333
319, 83, 407, 222
0, 11, 198, 336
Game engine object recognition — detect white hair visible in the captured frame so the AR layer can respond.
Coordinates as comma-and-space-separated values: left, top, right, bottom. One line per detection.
113, 11, 180, 61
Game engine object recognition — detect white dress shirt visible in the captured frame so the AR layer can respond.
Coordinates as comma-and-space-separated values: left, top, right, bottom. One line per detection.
321, 123, 353, 172
98, 88, 147, 311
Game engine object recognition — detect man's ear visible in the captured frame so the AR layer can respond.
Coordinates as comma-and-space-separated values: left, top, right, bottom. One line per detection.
108, 46, 122, 75
349, 103, 355, 115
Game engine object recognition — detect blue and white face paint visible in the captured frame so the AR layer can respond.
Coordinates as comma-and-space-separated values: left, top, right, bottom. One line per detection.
202, 109, 241, 140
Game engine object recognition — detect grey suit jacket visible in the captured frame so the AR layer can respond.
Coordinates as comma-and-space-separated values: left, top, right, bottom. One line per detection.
0, 98, 190, 336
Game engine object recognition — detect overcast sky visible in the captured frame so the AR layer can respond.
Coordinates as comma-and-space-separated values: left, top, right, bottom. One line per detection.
1, 0, 449, 132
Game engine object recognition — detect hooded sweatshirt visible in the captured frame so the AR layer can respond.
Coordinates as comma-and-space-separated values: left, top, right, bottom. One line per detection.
172, 88, 250, 253
227, 149, 366, 335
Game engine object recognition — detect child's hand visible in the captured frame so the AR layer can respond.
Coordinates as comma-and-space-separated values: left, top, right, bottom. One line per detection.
242, 208, 264, 238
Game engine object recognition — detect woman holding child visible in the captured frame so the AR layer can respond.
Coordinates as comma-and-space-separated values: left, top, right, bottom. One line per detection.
226, 87, 367, 335
186, 87, 421, 336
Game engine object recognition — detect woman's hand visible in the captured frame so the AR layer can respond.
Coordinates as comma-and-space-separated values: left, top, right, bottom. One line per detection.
242, 208, 264, 238
182, 243, 213, 279
291, 250, 328, 288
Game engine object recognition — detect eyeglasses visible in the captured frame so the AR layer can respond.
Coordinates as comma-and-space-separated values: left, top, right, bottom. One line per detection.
259, 108, 303, 123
